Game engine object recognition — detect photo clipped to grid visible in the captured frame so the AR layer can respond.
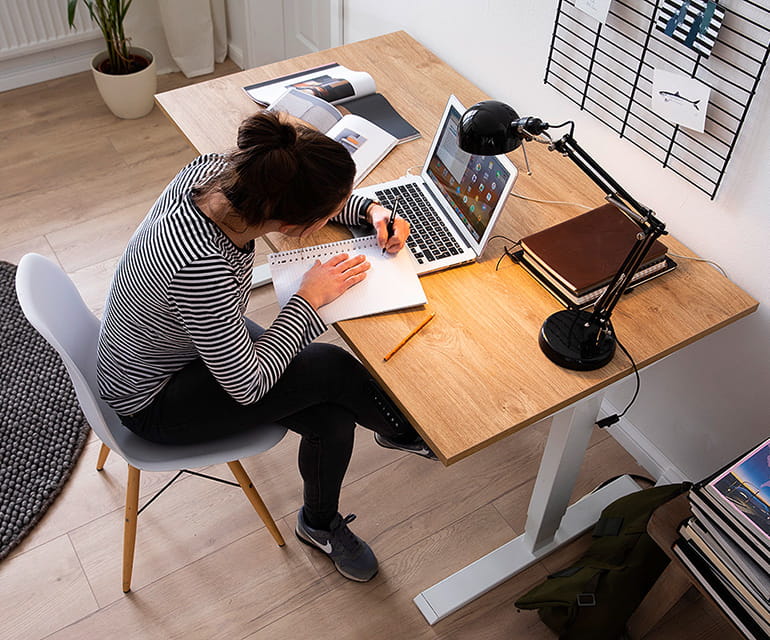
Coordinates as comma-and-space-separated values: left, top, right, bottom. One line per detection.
657, 0, 726, 58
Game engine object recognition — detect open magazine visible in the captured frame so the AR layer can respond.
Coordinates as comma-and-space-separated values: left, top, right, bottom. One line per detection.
268, 87, 398, 186
243, 62, 420, 143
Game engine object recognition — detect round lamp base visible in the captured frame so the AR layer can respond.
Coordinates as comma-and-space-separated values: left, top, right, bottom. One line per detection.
538, 309, 616, 371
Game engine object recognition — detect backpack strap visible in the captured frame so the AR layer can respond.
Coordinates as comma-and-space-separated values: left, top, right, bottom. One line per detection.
576, 570, 606, 607
547, 566, 607, 607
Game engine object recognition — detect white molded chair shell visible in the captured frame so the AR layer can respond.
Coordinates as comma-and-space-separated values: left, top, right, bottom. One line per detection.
15, 253, 288, 592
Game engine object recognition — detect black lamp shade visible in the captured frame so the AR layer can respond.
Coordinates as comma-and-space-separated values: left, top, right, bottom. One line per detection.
458, 100, 523, 155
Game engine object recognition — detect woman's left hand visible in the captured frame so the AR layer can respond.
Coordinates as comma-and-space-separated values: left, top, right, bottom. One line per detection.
367, 202, 410, 254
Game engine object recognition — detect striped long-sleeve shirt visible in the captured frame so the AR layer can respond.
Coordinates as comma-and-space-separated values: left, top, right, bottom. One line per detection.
97, 153, 371, 416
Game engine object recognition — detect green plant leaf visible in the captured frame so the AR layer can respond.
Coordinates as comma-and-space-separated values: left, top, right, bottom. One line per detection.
68, 0, 138, 75
66, 0, 78, 27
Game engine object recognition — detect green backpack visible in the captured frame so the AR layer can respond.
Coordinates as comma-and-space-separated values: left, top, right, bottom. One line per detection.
514, 482, 691, 640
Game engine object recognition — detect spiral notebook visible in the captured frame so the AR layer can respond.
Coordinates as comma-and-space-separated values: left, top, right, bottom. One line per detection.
267, 235, 427, 324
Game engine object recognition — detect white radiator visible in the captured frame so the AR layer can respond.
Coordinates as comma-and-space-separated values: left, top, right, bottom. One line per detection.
0, 0, 99, 61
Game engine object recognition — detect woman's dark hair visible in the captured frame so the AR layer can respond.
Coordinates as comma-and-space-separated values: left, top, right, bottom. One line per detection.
196, 110, 355, 227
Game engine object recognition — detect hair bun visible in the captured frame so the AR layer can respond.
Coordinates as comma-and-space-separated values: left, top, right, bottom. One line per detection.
216, 108, 355, 230
237, 110, 297, 151
276, 121, 296, 148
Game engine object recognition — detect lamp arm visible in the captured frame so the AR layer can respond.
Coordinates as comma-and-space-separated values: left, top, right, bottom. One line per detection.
551, 134, 654, 224
589, 226, 666, 329
547, 132, 668, 343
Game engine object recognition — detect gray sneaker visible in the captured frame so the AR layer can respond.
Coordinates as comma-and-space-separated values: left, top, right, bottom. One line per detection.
374, 432, 438, 460
295, 511, 378, 582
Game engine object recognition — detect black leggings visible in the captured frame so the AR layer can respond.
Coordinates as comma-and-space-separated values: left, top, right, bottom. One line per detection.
119, 318, 416, 529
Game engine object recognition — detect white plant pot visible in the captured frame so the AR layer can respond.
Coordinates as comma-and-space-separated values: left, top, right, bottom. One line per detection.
91, 46, 157, 119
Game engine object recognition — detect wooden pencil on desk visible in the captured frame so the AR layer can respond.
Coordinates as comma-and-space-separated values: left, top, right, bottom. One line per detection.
383, 312, 435, 361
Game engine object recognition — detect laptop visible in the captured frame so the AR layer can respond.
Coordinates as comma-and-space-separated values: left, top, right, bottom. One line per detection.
354, 94, 518, 275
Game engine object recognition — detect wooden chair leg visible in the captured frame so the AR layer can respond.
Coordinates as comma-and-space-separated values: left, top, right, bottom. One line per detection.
227, 460, 285, 547
122, 464, 141, 593
96, 443, 111, 470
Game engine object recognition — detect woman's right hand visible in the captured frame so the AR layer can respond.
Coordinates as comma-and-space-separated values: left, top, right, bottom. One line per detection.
296, 253, 370, 310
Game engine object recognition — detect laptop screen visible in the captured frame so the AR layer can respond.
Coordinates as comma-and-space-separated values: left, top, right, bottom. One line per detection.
424, 102, 513, 244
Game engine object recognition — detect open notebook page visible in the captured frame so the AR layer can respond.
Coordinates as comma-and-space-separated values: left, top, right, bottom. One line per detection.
267, 235, 426, 324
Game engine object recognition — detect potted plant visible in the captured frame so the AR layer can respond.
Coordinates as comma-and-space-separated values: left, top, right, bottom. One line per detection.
67, 0, 157, 119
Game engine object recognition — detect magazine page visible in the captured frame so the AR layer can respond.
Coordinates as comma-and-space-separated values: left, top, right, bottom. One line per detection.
244, 63, 376, 106
705, 438, 770, 546
327, 114, 398, 186
267, 87, 342, 132
342, 93, 421, 143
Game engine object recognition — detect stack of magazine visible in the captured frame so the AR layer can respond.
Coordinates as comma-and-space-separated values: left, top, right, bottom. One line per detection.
674, 437, 770, 639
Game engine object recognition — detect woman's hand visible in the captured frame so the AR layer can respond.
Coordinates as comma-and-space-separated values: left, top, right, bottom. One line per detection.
368, 202, 410, 254
296, 253, 370, 310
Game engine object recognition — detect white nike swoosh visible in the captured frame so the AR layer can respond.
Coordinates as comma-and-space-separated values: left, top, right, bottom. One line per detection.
317, 540, 333, 553
298, 526, 335, 554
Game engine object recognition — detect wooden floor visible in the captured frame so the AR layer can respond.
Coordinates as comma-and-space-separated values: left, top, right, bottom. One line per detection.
0, 63, 740, 640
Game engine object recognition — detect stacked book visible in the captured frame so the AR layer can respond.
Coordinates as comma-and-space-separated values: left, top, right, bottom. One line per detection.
514, 203, 677, 309
674, 437, 770, 639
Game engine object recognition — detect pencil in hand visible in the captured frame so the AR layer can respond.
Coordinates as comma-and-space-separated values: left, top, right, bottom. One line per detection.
383, 312, 435, 361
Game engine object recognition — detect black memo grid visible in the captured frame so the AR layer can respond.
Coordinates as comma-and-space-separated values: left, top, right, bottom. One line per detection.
544, 0, 770, 199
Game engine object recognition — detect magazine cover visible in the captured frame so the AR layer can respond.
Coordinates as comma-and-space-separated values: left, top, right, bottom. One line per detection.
706, 438, 770, 545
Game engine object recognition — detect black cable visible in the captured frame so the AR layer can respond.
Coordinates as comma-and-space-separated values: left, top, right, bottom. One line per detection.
495, 243, 522, 271
548, 120, 574, 133
488, 234, 520, 244
490, 236, 522, 271
595, 334, 640, 429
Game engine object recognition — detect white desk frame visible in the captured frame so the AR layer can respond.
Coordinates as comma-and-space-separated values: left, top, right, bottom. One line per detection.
414, 389, 641, 624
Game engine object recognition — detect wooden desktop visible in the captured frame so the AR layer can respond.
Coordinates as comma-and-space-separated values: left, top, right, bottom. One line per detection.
155, 31, 758, 625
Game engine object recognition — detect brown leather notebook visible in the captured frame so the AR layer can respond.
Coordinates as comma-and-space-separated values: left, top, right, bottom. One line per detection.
520, 203, 668, 295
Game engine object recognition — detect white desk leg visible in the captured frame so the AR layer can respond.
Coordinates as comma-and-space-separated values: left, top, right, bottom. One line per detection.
413, 392, 641, 625
524, 393, 603, 551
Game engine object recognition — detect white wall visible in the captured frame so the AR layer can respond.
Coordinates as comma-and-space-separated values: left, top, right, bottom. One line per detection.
344, 0, 770, 481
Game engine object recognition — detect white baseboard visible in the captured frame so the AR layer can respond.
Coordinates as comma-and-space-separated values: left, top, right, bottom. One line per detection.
0, 38, 102, 91
599, 399, 691, 485
1, 39, 178, 92
228, 42, 245, 70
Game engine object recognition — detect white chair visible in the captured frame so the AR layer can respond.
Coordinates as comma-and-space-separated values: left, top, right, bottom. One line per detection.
15, 253, 287, 592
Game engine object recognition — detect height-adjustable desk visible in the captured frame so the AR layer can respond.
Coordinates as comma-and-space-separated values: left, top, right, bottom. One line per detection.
156, 31, 758, 624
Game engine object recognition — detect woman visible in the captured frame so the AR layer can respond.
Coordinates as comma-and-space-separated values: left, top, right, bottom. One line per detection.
97, 110, 435, 583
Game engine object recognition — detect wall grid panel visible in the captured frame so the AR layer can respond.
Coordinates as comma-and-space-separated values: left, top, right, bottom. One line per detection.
545, 0, 770, 199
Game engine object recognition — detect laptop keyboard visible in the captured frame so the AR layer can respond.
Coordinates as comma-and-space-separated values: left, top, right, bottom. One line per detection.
374, 183, 462, 265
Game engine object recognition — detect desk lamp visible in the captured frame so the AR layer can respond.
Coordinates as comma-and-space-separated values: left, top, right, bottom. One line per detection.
457, 100, 667, 370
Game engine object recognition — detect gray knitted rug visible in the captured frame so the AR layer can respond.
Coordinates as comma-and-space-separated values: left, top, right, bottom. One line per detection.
0, 261, 90, 560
